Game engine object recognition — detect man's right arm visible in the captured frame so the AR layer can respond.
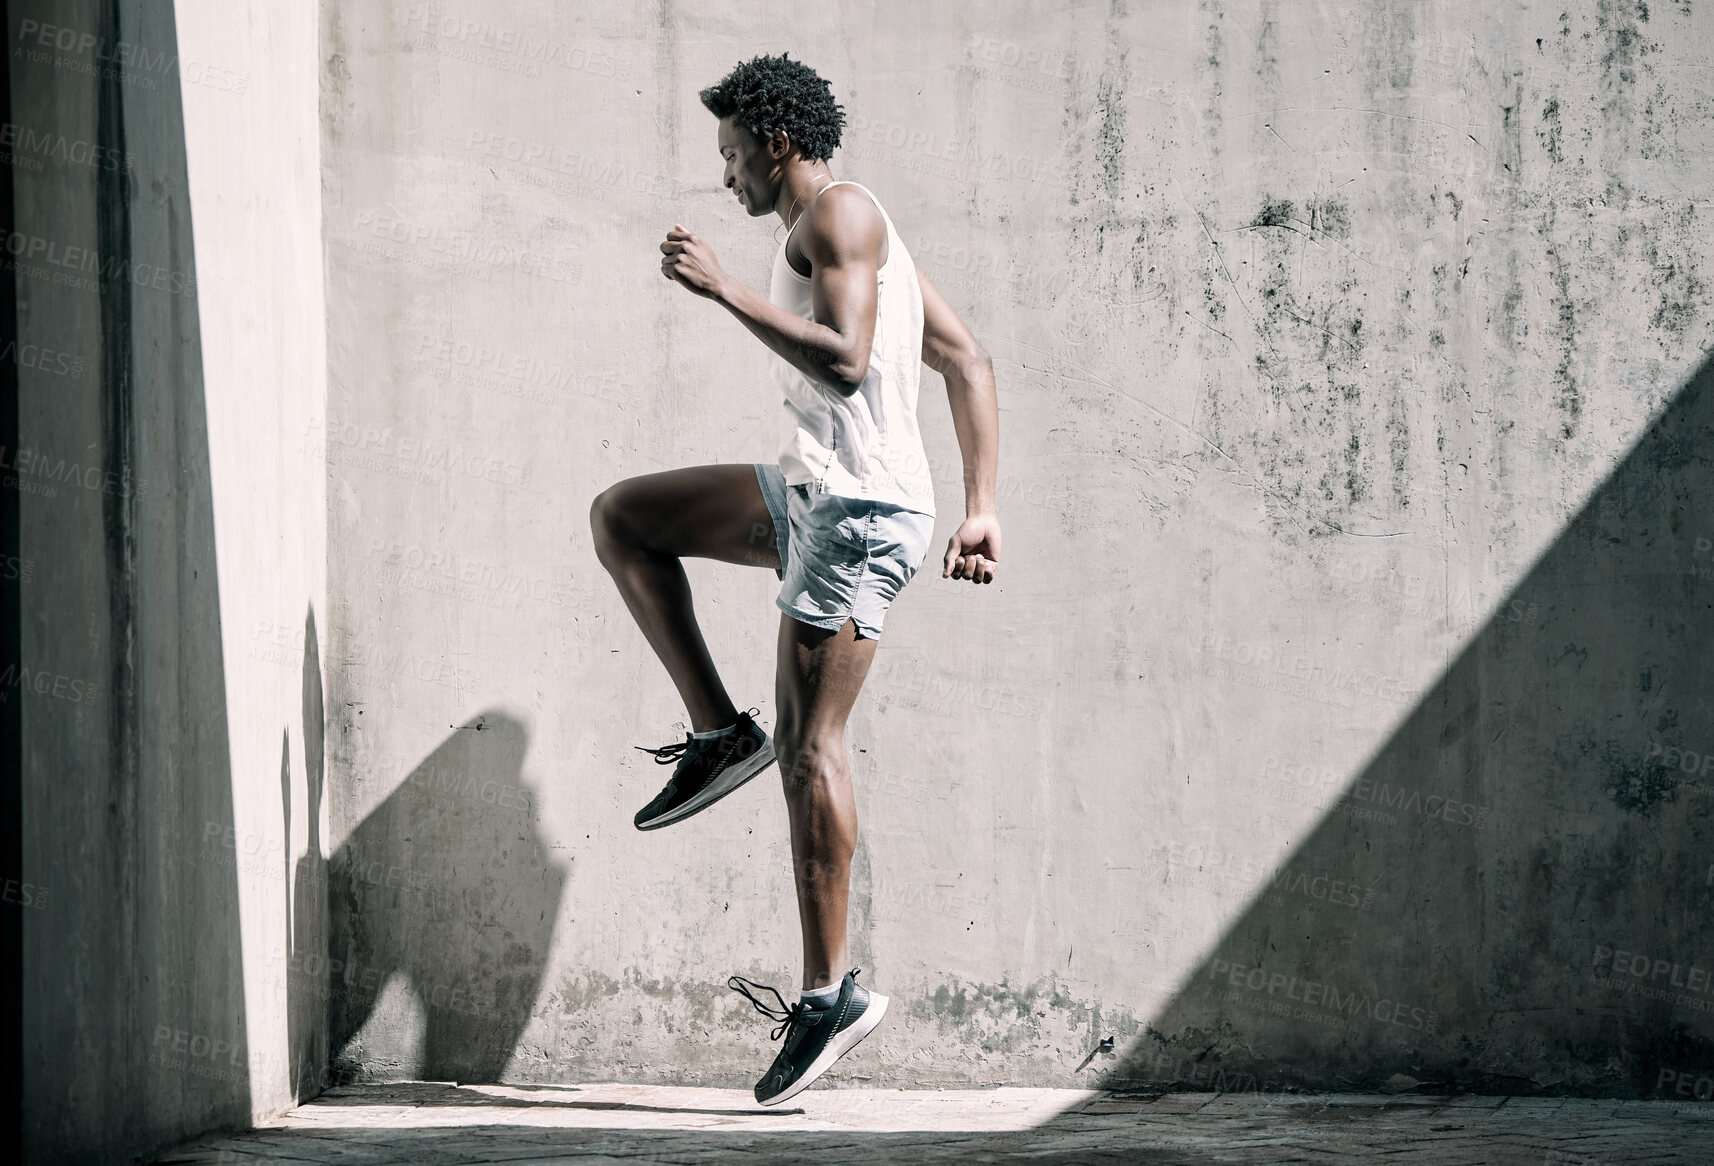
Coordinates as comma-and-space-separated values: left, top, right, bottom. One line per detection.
917, 265, 1001, 583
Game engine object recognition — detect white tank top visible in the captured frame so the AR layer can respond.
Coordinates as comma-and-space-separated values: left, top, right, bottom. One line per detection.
767, 181, 935, 517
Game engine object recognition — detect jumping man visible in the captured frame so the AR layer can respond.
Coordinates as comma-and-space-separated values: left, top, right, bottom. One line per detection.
589, 52, 1001, 1105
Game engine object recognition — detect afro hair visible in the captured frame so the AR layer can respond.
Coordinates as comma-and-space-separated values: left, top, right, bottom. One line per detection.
699, 53, 845, 162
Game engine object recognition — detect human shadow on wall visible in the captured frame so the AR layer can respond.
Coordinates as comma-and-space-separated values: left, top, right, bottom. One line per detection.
1098, 353, 1714, 1098
327, 711, 565, 1083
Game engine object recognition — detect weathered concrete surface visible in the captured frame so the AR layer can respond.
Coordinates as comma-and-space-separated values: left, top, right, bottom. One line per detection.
315, 0, 1713, 1094
173, 0, 333, 1121
1107, 352, 1714, 1097
13, 0, 327, 1161
151, 1082, 1714, 1164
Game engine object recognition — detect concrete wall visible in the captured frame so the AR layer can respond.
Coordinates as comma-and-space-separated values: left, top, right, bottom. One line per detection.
13, 0, 327, 1160
332, 0, 1703, 1098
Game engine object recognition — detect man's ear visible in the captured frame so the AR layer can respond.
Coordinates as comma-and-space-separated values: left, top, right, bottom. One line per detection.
768, 127, 792, 159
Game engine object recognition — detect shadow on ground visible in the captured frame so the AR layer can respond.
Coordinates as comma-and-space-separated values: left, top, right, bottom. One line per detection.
1094, 354, 1714, 1098
284, 1081, 808, 1118
143, 1084, 1714, 1166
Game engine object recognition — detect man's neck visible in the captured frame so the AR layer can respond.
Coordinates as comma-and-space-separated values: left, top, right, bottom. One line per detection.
774, 162, 836, 231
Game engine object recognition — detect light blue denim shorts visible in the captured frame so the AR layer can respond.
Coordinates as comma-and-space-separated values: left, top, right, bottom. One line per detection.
753, 462, 935, 639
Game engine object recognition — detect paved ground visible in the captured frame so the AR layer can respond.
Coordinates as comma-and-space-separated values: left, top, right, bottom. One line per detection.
151, 1082, 1710, 1165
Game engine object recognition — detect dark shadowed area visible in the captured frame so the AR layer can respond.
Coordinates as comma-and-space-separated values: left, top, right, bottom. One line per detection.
286, 606, 329, 1097
18, 1, 255, 1160
1098, 353, 1714, 1098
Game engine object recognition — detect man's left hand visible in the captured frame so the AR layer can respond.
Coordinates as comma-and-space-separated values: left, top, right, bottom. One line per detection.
660, 224, 728, 299
943, 514, 1001, 584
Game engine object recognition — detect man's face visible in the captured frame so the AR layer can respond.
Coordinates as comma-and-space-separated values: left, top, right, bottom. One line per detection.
717, 115, 779, 218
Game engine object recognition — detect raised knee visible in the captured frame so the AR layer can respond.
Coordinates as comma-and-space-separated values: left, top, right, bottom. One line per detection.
588, 487, 629, 563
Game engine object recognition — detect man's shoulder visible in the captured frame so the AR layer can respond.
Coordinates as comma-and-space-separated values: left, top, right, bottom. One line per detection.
819, 181, 883, 212
804, 184, 887, 255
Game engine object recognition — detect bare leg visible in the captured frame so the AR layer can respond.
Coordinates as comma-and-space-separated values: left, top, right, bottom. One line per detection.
590, 465, 780, 732
773, 613, 878, 990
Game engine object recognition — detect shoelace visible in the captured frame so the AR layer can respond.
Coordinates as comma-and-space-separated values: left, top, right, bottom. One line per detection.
728, 975, 812, 1041
633, 735, 694, 765
727, 968, 863, 1041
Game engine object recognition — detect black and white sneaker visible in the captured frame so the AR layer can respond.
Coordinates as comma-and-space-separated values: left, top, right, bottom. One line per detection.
728, 967, 889, 1106
632, 708, 775, 831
